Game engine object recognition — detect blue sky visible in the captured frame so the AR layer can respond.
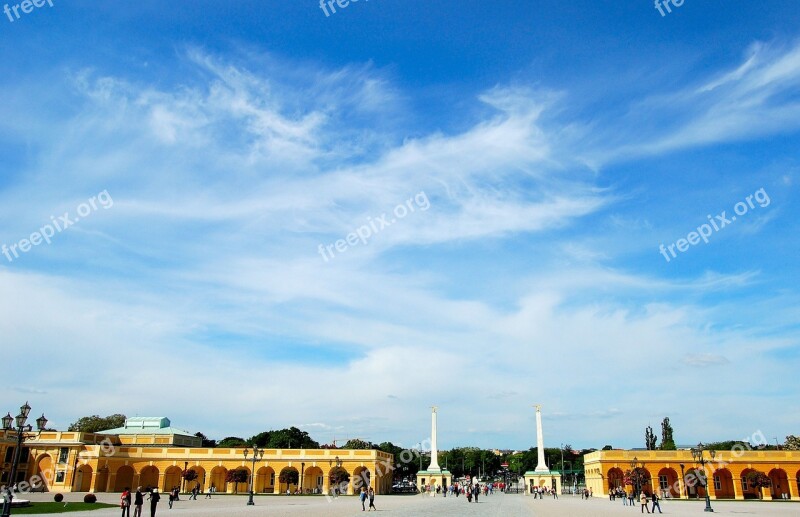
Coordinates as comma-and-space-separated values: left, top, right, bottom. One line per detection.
1, 1, 799, 451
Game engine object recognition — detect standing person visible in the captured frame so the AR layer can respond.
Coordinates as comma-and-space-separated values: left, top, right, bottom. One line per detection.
474, 484, 479, 503
368, 487, 377, 511
121, 487, 132, 517
640, 491, 650, 513
359, 487, 367, 511
133, 487, 144, 517
205, 485, 212, 499
168, 488, 174, 509
628, 488, 635, 506
148, 488, 160, 517
553, 486, 558, 499
651, 492, 662, 513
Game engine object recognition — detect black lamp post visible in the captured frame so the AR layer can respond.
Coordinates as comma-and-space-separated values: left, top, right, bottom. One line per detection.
242, 446, 264, 506
1, 402, 47, 517
690, 443, 715, 512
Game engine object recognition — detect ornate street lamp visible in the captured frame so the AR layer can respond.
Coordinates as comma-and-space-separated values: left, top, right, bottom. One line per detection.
242, 446, 264, 506
1, 403, 47, 517
690, 443, 715, 512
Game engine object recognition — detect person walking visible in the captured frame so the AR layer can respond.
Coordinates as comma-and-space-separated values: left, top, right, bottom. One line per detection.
148, 488, 160, 517
553, 486, 558, 499
368, 487, 377, 511
120, 487, 132, 517
651, 492, 662, 513
640, 491, 650, 513
359, 487, 367, 511
133, 487, 144, 517
168, 488, 174, 509
474, 484, 479, 503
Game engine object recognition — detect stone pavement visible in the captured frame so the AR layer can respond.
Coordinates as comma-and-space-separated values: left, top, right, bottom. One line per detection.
17, 491, 800, 516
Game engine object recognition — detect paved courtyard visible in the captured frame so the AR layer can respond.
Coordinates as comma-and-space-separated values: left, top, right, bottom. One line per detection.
15, 492, 800, 516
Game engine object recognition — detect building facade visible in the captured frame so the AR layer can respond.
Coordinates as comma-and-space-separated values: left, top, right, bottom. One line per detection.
585, 449, 800, 501
0, 417, 394, 495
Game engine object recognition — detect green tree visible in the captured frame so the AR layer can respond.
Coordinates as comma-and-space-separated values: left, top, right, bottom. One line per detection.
659, 417, 676, 450
194, 432, 217, 448
784, 435, 800, 450
249, 431, 271, 447
67, 414, 126, 433
645, 426, 657, 450
343, 439, 374, 450
263, 427, 319, 449
602, 445, 613, 451
218, 436, 248, 448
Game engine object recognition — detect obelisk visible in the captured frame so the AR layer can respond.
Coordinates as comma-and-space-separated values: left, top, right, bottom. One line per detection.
534, 405, 550, 473
429, 406, 441, 472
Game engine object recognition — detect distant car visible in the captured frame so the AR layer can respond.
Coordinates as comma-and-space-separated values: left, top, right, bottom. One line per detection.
391, 482, 417, 493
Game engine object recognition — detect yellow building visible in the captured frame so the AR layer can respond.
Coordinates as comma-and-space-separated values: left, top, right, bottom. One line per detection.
1, 417, 393, 495
585, 449, 800, 501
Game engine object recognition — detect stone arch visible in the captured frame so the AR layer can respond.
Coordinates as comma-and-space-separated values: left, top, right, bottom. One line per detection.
163, 466, 183, 492
94, 466, 109, 493
186, 465, 205, 492
34, 455, 54, 491
796, 469, 800, 498
278, 466, 299, 494
75, 464, 93, 492
608, 467, 624, 489
302, 466, 324, 493
352, 467, 371, 492
769, 468, 788, 499
633, 467, 653, 495
114, 465, 135, 492
209, 466, 227, 493
228, 467, 250, 494
255, 466, 275, 493
684, 467, 706, 499
739, 468, 758, 499
657, 467, 679, 498
713, 468, 734, 499
139, 466, 159, 491
328, 466, 350, 495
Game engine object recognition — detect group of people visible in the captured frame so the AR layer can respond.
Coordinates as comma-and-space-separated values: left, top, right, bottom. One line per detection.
609, 487, 662, 513
118, 487, 154, 517
530, 485, 558, 499
358, 487, 377, 511
119, 485, 195, 517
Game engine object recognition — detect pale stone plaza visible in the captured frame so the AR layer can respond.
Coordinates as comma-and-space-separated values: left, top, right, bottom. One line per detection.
17, 491, 800, 516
